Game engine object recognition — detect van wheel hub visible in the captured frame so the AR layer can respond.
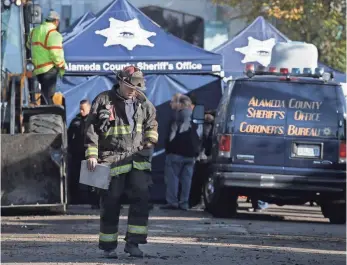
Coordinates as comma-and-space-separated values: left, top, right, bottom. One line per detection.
204, 177, 215, 203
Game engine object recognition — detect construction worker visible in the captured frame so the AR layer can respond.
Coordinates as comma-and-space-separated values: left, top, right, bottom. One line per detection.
84, 66, 158, 258
26, 10, 66, 105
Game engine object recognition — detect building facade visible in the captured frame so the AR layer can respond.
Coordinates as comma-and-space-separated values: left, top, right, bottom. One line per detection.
36, 0, 248, 50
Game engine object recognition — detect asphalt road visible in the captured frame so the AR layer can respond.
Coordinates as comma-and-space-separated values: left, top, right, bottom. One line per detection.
1, 202, 346, 265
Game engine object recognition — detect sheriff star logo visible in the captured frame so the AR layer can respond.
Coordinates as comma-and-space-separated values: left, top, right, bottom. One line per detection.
95, 18, 156, 50
235, 37, 276, 66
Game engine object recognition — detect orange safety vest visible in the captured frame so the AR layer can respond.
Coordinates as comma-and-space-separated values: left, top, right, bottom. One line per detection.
27, 22, 66, 76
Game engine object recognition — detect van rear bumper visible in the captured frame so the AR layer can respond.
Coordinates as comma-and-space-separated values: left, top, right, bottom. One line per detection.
214, 171, 346, 193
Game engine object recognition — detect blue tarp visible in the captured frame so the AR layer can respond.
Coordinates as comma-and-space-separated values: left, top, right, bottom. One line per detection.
62, 12, 96, 43
213, 16, 346, 83
58, 74, 221, 125
62, 0, 223, 75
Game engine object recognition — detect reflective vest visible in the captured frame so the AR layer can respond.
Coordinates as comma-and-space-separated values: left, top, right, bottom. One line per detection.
26, 22, 66, 76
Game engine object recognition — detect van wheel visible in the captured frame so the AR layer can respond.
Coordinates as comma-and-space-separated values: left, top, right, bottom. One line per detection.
321, 201, 346, 224
203, 176, 237, 218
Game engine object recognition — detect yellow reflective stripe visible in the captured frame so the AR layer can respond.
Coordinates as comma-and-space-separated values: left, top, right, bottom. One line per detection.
104, 126, 131, 136
110, 164, 132, 176
133, 161, 151, 171
99, 232, 118, 242
105, 125, 143, 136
145, 130, 158, 141
86, 146, 98, 156
127, 225, 148, 234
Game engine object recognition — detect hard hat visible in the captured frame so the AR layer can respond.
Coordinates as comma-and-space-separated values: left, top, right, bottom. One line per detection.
46, 10, 60, 21
116, 66, 146, 91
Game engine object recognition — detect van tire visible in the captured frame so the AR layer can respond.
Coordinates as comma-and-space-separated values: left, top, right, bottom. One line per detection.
203, 177, 238, 218
28, 114, 64, 134
321, 201, 346, 224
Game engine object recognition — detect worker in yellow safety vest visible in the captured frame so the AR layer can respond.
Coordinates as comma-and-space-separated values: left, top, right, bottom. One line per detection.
26, 10, 66, 105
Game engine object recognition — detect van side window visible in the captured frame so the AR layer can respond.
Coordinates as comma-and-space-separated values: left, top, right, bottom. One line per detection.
214, 81, 234, 130
336, 85, 347, 114
336, 85, 346, 140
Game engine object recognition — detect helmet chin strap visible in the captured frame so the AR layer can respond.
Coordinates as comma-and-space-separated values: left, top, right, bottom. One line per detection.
119, 87, 128, 98
118, 82, 135, 99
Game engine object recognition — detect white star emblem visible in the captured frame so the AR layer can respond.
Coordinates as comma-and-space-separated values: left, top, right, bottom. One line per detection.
235, 37, 276, 66
95, 18, 156, 50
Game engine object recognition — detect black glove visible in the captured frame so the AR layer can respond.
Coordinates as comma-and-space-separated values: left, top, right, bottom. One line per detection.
98, 119, 110, 133
98, 109, 110, 120
97, 109, 111, 132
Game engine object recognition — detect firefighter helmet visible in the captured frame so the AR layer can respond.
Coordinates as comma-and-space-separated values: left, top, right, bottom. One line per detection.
116, 66, 146, 91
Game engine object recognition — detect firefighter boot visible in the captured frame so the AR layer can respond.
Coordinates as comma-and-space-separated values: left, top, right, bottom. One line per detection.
124, 242, 144, 257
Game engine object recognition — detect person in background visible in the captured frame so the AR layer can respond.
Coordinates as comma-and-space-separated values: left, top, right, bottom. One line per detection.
26, 10, 65, 105
170, 93, 182, 111
162, 95, 201, 210
189, 110, 215, 208
201, 110, 215, 158
188, 92, 197, 110
248, 198, 269, 212
67, 99, 91, 205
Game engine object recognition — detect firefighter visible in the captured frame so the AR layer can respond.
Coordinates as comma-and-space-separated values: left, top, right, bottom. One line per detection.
84, 66, 158, 258
26, 10, 66, 105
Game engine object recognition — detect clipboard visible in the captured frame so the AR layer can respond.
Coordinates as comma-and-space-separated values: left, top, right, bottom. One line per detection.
79, 160, 111, 190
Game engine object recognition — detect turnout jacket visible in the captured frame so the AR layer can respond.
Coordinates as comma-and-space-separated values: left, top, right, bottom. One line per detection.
84, 86, 158, 176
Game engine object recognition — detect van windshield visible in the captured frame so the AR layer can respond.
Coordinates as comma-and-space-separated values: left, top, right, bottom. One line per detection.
1, 5, 24, 74
232, 81, 339, 139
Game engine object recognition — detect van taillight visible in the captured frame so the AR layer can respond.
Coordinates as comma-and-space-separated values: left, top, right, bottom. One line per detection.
218, 134, 231, 158
339, 141, 346, 163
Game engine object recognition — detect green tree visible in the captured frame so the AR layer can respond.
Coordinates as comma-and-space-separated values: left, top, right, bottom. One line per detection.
214, 0, 346, 72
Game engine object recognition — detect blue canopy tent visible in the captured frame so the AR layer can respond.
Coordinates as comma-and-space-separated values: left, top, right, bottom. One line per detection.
62, 12, 96, 42
62, 0, 222, 75
58, 0, 223, 201
213, 16, 346, 83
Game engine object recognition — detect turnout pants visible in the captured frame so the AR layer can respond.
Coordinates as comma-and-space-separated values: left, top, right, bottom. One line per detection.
99, 169, 151, 251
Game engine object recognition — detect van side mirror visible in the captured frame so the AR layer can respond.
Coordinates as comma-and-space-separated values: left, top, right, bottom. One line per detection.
192, 104, 205, 124
29, 4, 42, 24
